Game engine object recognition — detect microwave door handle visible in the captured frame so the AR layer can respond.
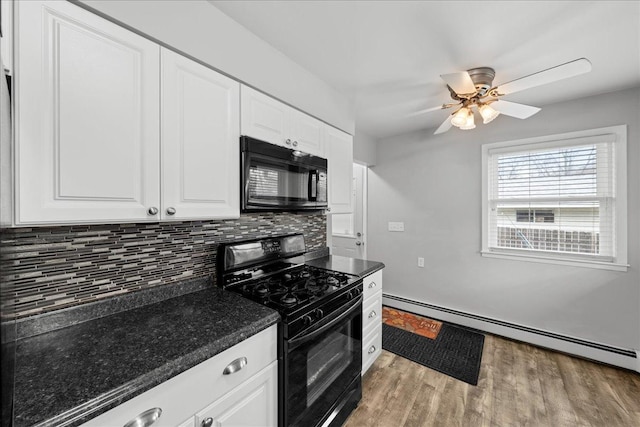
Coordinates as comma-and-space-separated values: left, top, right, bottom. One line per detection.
308, 170, 318, 201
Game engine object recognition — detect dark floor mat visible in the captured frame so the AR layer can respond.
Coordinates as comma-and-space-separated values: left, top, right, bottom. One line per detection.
382, 322, 484, 385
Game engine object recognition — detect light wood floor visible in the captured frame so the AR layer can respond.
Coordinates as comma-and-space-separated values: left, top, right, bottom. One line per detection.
344, 334, 640, 427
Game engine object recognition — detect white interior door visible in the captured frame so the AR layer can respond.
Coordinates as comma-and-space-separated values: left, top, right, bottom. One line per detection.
331, 163, 367, 259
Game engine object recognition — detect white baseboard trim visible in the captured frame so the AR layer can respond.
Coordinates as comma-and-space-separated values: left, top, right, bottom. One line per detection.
383, 293, 638, 373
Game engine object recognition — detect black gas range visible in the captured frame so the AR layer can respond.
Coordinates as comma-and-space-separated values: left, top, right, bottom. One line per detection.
217, 234, 363, 427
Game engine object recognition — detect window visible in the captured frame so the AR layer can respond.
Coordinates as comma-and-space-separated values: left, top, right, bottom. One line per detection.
516, 209, 554, 223
481, 126, 627, 271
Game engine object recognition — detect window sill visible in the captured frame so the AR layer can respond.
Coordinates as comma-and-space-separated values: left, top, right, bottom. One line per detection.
480, 250, 629, 272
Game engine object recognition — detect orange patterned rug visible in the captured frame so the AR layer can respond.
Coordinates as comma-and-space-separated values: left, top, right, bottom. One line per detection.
382, 307, 443, 340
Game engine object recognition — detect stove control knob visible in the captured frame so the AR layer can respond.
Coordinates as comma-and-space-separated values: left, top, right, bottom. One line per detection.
314, 308, 324, 319
303, 315, 313, 326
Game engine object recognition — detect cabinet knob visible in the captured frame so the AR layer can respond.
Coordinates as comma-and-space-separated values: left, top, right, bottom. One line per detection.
326, 207, 331, 212
293, 140, 299, 147
123, 408, 162, 427
201, 418, 213, 427
368, 282, 377, 289
223, 356, 247, 375
285, 138, 292, 146
356, 241, 362, 246
368, 310, 377, 319
147, 207, 158, 216
368, 345, 376, 354
166, 207, 176, 216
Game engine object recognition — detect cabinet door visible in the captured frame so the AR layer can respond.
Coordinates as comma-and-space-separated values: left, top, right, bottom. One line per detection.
15, 0, 161, 224
325, 126, 353, 214
240, 85, 289, 147
195, 362, 278, 427
161, 49, 240, 220
290, 109, 325, 157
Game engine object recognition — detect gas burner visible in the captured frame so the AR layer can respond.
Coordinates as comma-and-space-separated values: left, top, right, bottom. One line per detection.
306, 282, 329, 296
326, 276, 341, 286
253, 283, 269, 297
279, 293, 298, 305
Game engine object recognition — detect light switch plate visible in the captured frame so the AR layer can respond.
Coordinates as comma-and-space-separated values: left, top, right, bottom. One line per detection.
388, 222, 405, 232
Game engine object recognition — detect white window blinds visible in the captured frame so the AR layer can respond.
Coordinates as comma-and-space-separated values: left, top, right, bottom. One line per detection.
486, 134, 616, 260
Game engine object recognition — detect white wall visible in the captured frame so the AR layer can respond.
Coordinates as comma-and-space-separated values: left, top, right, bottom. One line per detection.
77, 0, 354, 134
369, 88, 640, 355
353, 129, 377, 166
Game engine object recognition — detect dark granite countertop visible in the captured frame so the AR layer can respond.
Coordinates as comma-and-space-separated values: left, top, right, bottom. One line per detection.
11, 287, 279, 427
305, 255, 385, 278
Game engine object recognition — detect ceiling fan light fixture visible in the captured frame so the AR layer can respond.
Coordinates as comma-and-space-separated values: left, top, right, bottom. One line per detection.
479, 103, 500, 124
459, 110, 476, 130
451, 107, 470, 128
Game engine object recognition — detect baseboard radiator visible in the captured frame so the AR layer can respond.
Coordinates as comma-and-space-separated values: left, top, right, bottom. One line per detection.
383, 293, 639, 372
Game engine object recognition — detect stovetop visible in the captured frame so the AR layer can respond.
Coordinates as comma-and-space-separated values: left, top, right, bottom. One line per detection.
222, 264, 359, 315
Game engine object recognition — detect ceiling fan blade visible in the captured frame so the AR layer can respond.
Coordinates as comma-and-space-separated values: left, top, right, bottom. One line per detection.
496, 58, 592, 95
440, 71, 476, 96
408, 105, 450, 117
492, 100, 541, 119
434, 115, 453, 134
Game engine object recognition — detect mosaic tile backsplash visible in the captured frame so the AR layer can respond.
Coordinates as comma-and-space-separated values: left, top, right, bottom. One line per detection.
0, 212, 326, 319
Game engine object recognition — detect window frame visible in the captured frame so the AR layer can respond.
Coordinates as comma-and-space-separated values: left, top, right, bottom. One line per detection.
481, 125, 628, 272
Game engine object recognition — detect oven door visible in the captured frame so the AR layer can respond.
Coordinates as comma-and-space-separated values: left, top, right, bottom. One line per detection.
283, 296, 363, 427
242, 136, 328, 211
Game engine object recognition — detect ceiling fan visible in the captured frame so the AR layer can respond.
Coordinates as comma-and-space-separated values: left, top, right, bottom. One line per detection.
415, 58, 592, 135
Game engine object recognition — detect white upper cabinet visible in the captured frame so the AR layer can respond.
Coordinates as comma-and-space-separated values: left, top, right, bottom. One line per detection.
240, 85, 289, 147
15, 0, 161, 224
13, 1, 240, 225
325, 127, 353, 214
161, 49, 240, 220
289, 109, 324, 157
241, 85, 325, 157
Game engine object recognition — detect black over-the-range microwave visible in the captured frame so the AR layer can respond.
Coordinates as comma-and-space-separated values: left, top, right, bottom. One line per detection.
241, 136, 328, 212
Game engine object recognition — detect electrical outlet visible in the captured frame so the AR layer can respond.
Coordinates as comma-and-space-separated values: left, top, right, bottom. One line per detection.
418, 257, 425, 267
388, 222, 405, 232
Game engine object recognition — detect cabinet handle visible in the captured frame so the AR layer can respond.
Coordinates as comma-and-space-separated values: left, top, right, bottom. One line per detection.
368, 345, 376, 354
123, 408, 162, 427
201, 418, 213, 427
166, 207, 176, 216
223, 356, 247, 375
293, 140, 299, 147
368, 310, 377, 319
285, 138, 292, 146
368, 282, 377, 289
147, 207, 158, 216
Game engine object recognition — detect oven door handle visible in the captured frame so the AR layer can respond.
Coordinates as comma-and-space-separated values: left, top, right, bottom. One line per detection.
288, 294, 363, 350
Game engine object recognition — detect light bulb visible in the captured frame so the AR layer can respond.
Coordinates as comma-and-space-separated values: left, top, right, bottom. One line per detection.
459, 110, 476, 130
451, 108, 470, 128
479, 103, 500, 124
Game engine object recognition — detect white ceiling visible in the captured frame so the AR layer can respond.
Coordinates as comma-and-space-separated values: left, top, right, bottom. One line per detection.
210, 1, 640, 139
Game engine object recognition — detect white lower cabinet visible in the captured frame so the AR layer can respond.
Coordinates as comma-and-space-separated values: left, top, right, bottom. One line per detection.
362, 324, 382, 374
80, 325, 277, 427
194, 362, 277, 427
362, 270, 383, 374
